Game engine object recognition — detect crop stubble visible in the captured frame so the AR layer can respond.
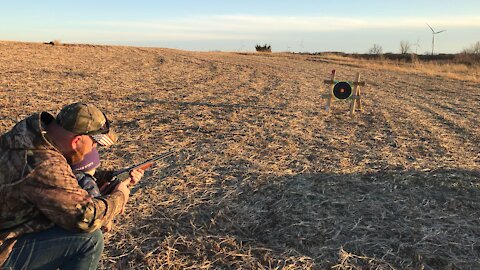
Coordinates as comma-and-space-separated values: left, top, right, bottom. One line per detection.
0, 41, 479, 269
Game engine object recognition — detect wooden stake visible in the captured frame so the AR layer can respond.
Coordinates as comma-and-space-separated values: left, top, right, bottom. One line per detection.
325, 70, 336, 112
357, 82, 363, 111
350, 72, 361, 115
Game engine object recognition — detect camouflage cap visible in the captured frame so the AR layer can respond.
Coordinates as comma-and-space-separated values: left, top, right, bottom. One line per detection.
56, 102, 117, 146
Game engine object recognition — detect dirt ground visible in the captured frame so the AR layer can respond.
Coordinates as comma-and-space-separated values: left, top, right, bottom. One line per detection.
0, 41, 479, 269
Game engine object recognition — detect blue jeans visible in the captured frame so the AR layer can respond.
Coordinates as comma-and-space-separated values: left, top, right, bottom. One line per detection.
3, 226, 104, 270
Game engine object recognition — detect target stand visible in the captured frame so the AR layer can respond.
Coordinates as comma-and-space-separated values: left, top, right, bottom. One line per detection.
323, 70, 365, 115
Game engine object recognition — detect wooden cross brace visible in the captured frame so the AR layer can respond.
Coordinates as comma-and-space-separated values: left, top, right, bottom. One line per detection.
324, 70, 365, 115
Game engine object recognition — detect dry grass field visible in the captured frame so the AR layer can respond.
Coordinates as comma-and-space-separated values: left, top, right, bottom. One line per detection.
310, 53, 480, 83
0, 41, 479, 269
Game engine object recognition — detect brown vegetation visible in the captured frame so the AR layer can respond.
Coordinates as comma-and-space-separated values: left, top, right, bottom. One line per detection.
0, 41, 479, 269
307, 52, 480, 82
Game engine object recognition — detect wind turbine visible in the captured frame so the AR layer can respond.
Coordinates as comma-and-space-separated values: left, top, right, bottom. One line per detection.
427, 23, 446, 55
413, 37, 421, 54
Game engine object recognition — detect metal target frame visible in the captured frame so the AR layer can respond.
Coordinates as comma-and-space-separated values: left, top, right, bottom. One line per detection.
323, 70, 366, 115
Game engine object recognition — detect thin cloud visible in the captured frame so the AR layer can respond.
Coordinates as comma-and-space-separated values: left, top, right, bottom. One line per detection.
84, 14, 480, 32
74, 14, 480, 43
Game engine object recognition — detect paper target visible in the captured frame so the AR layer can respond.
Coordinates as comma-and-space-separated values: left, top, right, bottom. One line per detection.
332, 81, 353, 100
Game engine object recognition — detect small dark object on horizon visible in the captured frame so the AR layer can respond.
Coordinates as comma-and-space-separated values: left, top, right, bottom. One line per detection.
44, 40, 61, 46
255, 44, 271, 53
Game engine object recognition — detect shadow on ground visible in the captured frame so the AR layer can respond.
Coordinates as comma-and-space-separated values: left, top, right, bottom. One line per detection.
117, 168, 479, 269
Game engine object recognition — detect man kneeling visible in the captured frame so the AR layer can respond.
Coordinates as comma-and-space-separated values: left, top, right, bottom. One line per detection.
0, 102, 143, 269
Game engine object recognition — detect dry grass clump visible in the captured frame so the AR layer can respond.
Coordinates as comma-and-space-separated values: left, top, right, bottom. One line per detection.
0, 41, 479, 269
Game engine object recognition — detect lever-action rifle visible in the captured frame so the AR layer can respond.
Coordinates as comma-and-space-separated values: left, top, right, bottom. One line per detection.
102, 150, 175, 194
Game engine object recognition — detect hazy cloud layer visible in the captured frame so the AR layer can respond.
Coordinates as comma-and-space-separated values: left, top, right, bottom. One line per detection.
82, 15, 480, 40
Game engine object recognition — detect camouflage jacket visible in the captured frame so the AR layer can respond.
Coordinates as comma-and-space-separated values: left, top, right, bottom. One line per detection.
0, 112, 125, 266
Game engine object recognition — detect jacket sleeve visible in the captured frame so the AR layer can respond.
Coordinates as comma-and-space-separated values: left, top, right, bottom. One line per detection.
22, 154, 125, 233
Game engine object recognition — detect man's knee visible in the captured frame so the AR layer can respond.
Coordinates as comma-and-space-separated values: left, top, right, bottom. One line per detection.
4, 227, 106, 269
65, 229, 105, 269
87, 229, 104, 255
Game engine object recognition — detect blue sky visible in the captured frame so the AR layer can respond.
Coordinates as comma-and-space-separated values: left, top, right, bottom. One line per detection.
1, 0, 479, 53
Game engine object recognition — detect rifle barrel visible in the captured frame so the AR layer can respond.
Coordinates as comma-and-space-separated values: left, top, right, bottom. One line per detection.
114, 150, 175, 177
103, 149, 176, 194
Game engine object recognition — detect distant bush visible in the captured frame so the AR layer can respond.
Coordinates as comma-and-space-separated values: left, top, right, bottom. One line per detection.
455, 53, 480, 66
400, 41, 411, 54
255, 44, 271, 53
367, 44, 383, 55
456, 41, 480, 65
462, 41, 480, 55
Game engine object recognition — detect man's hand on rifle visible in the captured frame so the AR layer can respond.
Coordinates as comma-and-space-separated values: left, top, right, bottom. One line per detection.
112, 168, 145, 214
128, 168, 145, 186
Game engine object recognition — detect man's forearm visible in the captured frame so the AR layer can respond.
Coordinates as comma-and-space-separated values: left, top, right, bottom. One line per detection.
76, 191, 126, 232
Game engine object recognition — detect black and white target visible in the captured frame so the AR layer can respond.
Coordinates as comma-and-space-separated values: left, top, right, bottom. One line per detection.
333, 81, 353, 100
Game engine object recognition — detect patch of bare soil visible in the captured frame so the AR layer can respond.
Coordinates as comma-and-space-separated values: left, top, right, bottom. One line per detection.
1, 41, 479, 269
